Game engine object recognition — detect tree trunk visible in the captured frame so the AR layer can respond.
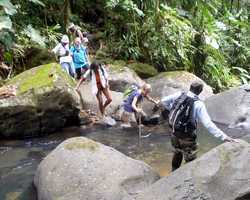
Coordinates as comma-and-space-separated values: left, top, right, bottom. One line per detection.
63, 0, 71, 32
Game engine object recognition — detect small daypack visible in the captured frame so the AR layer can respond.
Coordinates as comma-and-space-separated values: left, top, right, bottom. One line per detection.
169, 92, 197, 134
123, 84, 140, 99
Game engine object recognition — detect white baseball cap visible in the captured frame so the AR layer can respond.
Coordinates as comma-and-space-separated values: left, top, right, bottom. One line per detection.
61, 35, 69, 43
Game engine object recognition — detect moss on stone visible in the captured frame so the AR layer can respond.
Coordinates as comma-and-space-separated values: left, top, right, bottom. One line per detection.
7, 63, 76, 95
107, 60, 127, 72
127, 62, 158, 78
6, 191, 21, 200
156, 71, 188, 78
65, 138, 99, 152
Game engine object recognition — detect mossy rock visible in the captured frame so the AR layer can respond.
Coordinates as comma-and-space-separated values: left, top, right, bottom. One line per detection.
127, 62, 158, 78
0, 63, 79, 138
7, 63, 75, 95
64, 137, 99, 152
109, 60, 127, 72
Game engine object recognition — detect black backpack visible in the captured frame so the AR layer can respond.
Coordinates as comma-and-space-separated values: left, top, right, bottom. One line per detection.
169, 92, 198, 134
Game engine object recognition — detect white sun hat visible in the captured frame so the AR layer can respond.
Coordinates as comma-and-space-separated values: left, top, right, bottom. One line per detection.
61, 35, 69, 43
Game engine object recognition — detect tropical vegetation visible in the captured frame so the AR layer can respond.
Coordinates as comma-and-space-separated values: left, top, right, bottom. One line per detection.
0, 0, 249, 92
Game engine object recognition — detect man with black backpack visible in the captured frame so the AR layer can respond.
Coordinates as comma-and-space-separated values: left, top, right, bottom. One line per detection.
161, 81, 235, 171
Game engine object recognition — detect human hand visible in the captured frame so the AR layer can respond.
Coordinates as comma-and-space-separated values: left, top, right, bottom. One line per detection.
154, 99, 160, 105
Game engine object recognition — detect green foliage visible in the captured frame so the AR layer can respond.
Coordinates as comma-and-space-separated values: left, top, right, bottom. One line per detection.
0, 0, 249, 92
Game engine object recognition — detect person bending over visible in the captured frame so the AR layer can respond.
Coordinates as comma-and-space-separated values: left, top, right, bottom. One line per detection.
121, 84, 159, 127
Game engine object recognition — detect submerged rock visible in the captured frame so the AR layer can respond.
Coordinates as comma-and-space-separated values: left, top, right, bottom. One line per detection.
206, 84, 250, 133
135, 140, 250, 200
34, 137, 160, 200
0, 63, 80, 138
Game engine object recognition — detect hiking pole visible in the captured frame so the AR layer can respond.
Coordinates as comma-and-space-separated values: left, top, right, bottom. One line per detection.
138, 112, 152, 143
138, 112, 142, 145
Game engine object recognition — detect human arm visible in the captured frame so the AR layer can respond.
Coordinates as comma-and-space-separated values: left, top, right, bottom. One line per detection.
196, 102, 235, 142
161, 91, 182, 110
51, 44, 60, 55
131, 95, 145, 115
145, 94, 159, 105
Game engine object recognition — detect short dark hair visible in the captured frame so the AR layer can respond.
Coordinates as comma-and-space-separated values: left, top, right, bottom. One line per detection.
190, 81, 203, 95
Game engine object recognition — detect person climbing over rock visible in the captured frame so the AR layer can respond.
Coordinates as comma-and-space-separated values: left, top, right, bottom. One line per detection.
161, 81, 236, 171
120, 83, 159, 127
52, 35, 75, 77
70, 37, 89, 79
75, 61, 112, 118
67, 23, 88, 45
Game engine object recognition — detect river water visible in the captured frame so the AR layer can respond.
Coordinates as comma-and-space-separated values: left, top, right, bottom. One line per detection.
0, 123, 242, 200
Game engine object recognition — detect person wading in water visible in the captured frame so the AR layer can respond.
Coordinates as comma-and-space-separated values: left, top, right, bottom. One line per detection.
161, 81, 236, 171
75, 61, 112, 118
121, 83, 159, 127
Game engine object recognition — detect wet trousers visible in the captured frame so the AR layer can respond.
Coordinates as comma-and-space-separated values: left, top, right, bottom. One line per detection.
171, 134, 197, 171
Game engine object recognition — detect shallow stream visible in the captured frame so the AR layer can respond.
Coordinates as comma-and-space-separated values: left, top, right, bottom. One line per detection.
0, 123, 242, 200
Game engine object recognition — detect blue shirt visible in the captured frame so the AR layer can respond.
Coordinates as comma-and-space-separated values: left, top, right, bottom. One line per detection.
123, 90, 143, 113
70, 45, 88, 69
161, 91, 228, 141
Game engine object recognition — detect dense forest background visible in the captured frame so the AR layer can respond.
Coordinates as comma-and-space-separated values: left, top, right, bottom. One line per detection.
0, 0, 249, 92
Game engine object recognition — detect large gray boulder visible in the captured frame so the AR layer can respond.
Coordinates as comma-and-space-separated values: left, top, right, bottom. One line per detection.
206, 85, 250, 132
34, 137, 160, 200
136, 140, 250, 200
143, 71, 213, 114
0, 63, 80, 138
107, 64, 144, 92
147, 71, 213, 100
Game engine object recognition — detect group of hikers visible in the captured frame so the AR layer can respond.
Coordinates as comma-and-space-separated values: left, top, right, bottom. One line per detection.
53, 23, 236, 171
52, 23, 90, 79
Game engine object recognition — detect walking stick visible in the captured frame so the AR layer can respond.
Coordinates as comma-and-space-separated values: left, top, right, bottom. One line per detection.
138, 112, 152, 145
138, 112, 142, 142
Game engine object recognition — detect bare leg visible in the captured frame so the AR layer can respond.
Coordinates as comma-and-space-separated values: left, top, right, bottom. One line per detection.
96, 90, 104, 116
101, 87, 112, 115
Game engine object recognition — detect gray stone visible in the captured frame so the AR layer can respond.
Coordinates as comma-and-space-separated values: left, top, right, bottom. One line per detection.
77, 81, 123, 116
143, 71, 213, 114
206, 84, 250, 132
0, 63, 80, 138
107, 65, 144, 92
147, 71, 213, 100
136, 140, 250, 200
34, 137, 160, 200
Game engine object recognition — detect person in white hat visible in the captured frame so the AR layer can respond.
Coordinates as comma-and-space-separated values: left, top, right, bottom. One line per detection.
52, 34, 75, 77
